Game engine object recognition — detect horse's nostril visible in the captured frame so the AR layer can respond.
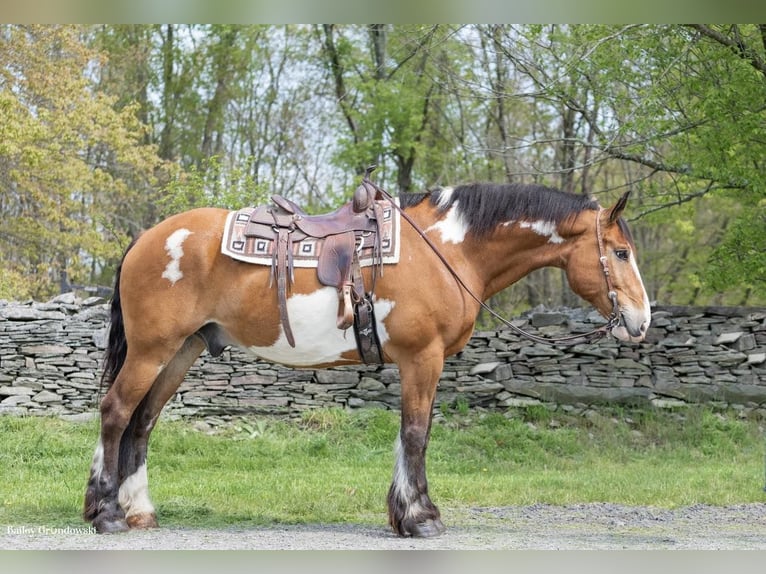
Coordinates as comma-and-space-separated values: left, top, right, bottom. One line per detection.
640, 321, 648, 334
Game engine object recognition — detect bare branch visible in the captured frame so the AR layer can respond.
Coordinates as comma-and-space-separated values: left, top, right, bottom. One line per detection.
629, 180, 716, 221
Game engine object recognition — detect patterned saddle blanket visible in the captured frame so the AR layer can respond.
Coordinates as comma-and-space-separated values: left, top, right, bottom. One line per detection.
220, 198, 401, 268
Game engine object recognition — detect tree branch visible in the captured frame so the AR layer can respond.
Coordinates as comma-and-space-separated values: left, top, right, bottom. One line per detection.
687, 24, 766, 78
320, 24, 358, 144
629, 180, 716, 221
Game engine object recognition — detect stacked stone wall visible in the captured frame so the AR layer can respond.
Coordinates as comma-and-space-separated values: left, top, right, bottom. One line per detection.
1, 295, 764, 419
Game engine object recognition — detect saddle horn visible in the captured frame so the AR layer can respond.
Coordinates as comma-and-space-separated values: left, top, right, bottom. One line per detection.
354, 165, 380, 213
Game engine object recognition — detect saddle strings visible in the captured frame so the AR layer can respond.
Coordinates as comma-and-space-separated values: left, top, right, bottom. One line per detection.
364, 174, 621, 346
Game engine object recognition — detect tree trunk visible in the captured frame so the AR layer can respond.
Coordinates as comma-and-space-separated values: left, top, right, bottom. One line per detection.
158, 24, 176, 161
200, 26, 238, 163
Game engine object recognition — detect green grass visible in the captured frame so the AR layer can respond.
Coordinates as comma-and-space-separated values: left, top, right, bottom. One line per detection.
1, 406, 764, 529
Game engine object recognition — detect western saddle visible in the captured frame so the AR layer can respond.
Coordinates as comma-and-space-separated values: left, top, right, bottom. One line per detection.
242, 168, 388, 363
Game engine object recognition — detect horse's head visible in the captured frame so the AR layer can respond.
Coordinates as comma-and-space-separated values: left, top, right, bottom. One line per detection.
566, 191, 651, 343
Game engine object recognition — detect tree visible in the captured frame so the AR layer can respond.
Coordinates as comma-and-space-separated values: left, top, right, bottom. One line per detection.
0, 25, 166, 299
316, 24, 458, 193
96, 25, 330, 213
463, 24, 765, 307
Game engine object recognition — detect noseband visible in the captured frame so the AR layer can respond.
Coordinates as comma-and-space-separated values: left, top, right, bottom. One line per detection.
367, 170, 621, 346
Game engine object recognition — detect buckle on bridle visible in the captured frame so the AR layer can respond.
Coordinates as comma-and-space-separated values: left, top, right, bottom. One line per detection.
606, 290, 620, 329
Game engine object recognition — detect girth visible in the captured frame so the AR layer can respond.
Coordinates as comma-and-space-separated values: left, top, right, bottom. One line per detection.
241, 171, 386, 364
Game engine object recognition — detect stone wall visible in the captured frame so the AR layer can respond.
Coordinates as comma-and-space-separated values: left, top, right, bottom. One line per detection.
1, 294, 764, 419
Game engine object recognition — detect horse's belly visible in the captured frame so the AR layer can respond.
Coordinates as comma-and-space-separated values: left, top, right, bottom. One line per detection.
244, 287, 394, 367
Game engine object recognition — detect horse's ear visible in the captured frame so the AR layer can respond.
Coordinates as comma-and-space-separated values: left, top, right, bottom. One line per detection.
607, 190, 631, 225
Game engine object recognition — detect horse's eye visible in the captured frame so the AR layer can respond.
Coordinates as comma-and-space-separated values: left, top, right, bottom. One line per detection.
615, 249, 630, 261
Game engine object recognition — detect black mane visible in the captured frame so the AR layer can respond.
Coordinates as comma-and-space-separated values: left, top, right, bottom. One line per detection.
399, 182, 599, 237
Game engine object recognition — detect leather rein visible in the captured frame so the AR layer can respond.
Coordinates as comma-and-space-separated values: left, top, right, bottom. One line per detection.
366, 175, 621, 346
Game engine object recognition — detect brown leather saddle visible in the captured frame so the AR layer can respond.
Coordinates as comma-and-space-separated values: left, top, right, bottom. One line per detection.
242, 170, 387, 363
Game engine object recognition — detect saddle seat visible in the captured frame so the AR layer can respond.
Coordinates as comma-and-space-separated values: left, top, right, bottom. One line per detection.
266, 180, 378, 237
241, 176, 386, 363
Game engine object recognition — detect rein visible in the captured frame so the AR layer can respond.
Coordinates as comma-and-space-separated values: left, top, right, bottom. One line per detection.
364, 170, 621, 346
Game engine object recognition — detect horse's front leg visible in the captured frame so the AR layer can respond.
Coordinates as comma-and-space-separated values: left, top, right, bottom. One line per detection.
387, 350, 446, 538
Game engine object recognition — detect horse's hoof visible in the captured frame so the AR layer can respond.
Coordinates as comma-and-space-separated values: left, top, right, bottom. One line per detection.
410, 518, 446, 538
127, 512, 159, 529
93, 516, 130, 534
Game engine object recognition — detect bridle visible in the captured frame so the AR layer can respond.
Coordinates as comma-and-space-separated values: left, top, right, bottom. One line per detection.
366, 170, 622, 346
595, 204, 622, 334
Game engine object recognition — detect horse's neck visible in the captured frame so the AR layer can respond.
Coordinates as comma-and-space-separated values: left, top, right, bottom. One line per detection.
404, 201, 577, 300
466, 233, 574, 300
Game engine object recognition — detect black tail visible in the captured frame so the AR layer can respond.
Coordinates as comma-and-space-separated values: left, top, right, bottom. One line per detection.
100, 239, 137, 391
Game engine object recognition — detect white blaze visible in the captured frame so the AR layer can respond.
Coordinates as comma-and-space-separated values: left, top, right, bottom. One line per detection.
162, 228, 193, 285
611, 250, 652, 342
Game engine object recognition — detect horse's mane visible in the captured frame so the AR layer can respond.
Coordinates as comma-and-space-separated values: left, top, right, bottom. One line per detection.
398, 182, 599, 238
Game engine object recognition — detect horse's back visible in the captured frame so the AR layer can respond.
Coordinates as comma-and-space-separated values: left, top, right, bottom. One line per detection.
134, 207, 229, 249
123, 207, 232, 286
118, 208, 261, 339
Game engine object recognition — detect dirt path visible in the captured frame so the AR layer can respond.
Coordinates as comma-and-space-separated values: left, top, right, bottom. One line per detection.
3, 503, 766, 550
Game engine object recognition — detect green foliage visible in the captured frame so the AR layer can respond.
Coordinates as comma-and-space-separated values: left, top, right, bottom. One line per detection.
636, 190, 758, 305
158, 156, 270, 216
0, 25, 167, 299
706, 196, 766, 294
0, 267, 35, 301
500, 24, 766, 302
319, 25, 461, 191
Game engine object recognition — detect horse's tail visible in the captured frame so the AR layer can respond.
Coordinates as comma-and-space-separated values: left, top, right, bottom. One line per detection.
100, 238, 137, 391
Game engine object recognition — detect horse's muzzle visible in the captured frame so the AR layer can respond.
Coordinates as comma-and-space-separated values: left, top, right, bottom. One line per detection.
610, 314, 649, 343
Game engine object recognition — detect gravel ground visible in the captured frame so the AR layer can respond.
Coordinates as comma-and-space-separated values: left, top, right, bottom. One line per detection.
3, 503, 766, 550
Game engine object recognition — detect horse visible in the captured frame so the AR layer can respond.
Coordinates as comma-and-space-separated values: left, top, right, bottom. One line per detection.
83, 181, 651, 537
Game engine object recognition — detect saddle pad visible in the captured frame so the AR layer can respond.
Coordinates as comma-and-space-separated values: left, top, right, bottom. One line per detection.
221, 198, 401, 268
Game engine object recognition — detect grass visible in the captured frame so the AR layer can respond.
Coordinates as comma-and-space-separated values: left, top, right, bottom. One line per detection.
1, 405, 764, 529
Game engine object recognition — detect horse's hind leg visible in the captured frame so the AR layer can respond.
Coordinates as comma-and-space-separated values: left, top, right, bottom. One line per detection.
84, 336, 196, 533
117, 336, 205, 529
387, 350, 446, 538
83, 351, 163, 533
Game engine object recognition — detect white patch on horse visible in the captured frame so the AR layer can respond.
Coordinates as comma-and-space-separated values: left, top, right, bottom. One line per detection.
161, 228, 193, 285
392, 434, 413, 499
435, 186, 454, 209
426, 202, 468, 244
246, 287, 395, 366
519, 220, 565, 244
391, 433, 424, 519
90, 440, 104, 480
118, 462, 155, 518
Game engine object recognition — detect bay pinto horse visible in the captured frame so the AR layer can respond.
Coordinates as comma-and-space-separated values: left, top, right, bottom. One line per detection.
83, 182, 651, 537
